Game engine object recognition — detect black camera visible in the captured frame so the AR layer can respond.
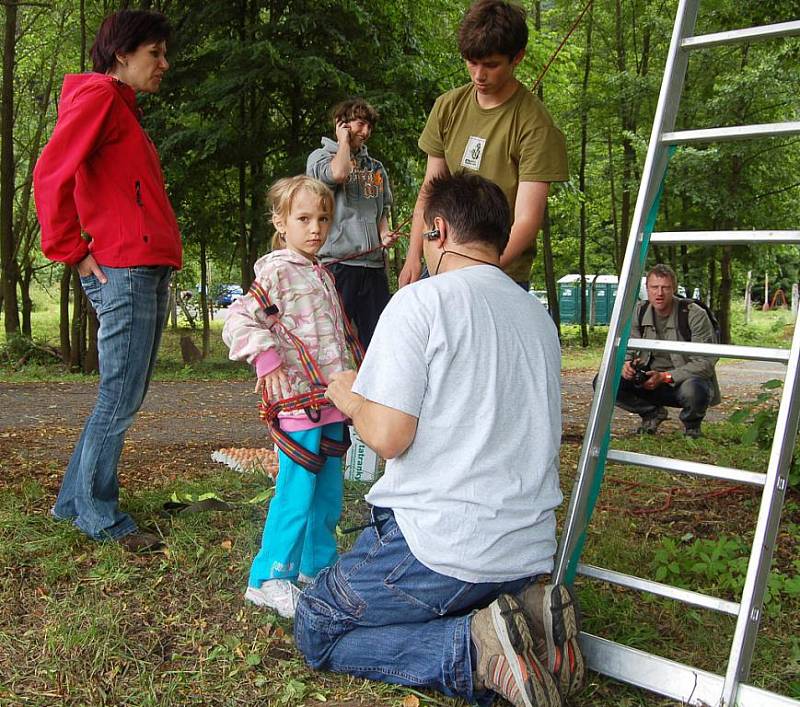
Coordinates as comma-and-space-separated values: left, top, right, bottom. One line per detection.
632, 361, 651, 388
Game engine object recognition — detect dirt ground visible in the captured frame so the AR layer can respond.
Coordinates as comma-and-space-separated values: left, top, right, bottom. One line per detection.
0, 359, 786, 491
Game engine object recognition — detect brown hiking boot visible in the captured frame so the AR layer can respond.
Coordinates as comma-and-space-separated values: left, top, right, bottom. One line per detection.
118, 531, 165, 553
636, 406, 668, 434
471, 594, 562, 707
515, 582, 585, 699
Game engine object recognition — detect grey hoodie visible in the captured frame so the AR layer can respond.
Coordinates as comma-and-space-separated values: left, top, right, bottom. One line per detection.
306, 137, 392, 267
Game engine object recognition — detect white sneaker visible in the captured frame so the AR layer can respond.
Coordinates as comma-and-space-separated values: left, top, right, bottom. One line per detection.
244, 580, 301, 618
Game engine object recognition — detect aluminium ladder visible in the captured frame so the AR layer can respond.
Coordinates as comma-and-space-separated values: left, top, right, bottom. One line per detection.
553, 3, 800, 706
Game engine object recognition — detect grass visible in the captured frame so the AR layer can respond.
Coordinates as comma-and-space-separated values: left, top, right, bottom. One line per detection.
1, 417, 798, 705
1, 286, 799, 705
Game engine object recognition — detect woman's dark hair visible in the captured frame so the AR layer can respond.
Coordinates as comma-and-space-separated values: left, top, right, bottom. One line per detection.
423, 173, 510, 255
91, 10, 171, 74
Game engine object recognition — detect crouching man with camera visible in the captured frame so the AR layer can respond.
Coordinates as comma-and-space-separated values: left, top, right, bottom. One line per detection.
613, 264, 720, 439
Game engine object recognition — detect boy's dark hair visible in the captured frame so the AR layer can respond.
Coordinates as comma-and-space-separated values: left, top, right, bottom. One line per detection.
423, 173, 510, 255
458, 0, 528, 61
646, 263, 678, 289
331, 98, 379, 129
91, 10, 171, 74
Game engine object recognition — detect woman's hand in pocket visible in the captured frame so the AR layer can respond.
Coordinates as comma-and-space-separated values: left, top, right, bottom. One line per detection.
76, 254, 107, 284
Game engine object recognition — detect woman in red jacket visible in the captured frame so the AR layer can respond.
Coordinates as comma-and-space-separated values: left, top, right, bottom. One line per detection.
34, 10, 182, 552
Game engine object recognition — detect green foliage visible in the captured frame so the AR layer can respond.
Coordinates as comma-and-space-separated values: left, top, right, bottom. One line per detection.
728, 380, 800, 490
0, 334, 59, 368
652, 534, 800, 614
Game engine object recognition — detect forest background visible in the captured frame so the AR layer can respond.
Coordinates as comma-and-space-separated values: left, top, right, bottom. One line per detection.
0, 0, 799, 370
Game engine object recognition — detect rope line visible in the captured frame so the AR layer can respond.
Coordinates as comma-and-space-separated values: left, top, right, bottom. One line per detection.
531, 0, 594, 93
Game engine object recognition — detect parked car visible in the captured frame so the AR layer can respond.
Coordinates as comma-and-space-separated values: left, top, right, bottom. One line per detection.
214, 284, 244, 307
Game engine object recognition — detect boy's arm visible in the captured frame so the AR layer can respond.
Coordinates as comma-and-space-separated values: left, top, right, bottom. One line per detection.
498, 181, 549, 269
326, 370, 417, 459
398, 155, 450, 287
329, 121, 354, 183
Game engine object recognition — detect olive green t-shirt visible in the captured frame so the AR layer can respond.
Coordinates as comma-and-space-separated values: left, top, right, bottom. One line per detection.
419, 82, 569, 283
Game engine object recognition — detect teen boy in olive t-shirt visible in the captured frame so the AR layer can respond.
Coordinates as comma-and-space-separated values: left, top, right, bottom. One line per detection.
399, 0, 569, 289
418, 83, 568, 283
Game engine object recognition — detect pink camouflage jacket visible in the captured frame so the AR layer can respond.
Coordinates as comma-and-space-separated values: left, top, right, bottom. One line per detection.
222, 249, 354, 429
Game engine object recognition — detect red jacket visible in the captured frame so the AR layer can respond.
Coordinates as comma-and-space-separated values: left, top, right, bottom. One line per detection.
34, 73, 182, 268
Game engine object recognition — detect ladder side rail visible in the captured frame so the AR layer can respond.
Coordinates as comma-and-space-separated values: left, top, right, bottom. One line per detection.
554, 0, 701, 585
721, 321, 800, 706
581, 634, 800, 707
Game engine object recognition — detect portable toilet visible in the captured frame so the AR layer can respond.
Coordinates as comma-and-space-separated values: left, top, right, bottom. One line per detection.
589, 275, 619, 325
558, 274, 619, 324
557, 275, 581, 323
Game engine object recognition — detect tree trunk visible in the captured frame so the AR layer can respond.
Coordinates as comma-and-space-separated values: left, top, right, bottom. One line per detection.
20, 264, 32, 336
248, 158, 266, 281
540, 208, 560, 335
718, 245, 732, 344
707, 256, 716, 311
606, 130, 621, 272
533, 0, 559, 335
80, 0, 86, 71
237, 1, 249, 287
0, 1, 19, 335
60, 265, 72, 363
169, 278, 178, 329
578, 2, 593, 347
70, 271, 83, 370
200, 234, 210, 357
744, 270, 752, 325
615, 1, 650, 259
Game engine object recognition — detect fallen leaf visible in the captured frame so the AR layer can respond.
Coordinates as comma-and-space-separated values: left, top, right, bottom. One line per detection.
402, 696, 420, 707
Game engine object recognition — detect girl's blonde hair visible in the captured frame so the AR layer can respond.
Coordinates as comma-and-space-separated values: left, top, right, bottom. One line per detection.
269, 175, 334, 250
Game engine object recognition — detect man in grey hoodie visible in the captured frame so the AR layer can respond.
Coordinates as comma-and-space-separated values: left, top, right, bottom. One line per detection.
307, 99, 395, 348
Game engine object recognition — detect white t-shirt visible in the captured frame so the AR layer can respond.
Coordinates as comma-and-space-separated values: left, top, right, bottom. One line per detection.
356, 265, 563, 583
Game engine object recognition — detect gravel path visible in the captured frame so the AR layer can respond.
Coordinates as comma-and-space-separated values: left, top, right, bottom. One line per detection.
0, 359, 787, 445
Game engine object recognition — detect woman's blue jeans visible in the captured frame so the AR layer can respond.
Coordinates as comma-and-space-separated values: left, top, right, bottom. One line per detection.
294, 508, 535, 705
52, 265, 172, 540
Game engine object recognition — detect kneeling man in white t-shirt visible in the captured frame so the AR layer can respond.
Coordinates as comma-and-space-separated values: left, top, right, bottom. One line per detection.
294, 173, 584, 707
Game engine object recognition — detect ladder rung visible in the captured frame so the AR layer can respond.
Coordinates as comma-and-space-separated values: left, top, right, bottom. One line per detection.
650, 230, 800, 246
581, 634, 797, 706
662, 121, 800, 144
606, 449, 765, 487
682, 20, 800, 50
578, 564, 740, 615
627, 338, 791, 363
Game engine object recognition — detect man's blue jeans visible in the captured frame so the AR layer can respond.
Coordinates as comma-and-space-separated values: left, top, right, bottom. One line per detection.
294, 508, 535, 704
53, 266, 172, 540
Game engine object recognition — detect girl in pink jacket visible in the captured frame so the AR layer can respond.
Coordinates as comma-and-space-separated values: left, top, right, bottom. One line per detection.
223, 175, 359, 618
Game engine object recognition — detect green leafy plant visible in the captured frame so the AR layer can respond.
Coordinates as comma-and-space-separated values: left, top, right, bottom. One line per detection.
728, 380, 800, 490
652, 535, 800, 615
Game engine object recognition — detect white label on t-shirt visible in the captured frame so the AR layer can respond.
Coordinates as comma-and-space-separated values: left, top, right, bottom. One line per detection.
461, 136, 486, 170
